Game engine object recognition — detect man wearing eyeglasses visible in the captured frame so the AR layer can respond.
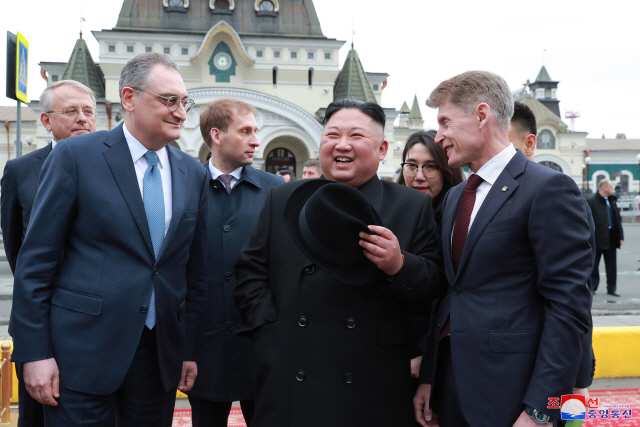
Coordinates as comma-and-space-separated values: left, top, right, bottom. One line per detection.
1, 79, 96, 427
11, 53, 208, 426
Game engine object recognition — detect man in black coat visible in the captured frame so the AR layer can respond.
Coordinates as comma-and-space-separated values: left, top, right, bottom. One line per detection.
234, 99, 443, 427
1, 79, 96, 427
187, 98, 284, 426
587, 179, 624, 296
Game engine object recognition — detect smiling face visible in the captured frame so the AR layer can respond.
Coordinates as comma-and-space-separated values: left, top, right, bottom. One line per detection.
403, 143, 444, 198
40, 85, 96, 141
211, 109, 259, 173
122, 65, 188, 151
319, 109, 388, 188
435, 98, 484, 172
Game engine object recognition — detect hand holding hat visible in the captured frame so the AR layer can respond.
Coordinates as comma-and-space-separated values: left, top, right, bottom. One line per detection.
359, 225, 404, 277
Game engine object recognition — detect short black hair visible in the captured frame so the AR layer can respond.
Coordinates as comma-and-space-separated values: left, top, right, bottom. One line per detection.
323, 98, 386, 130
511, 101, 537, 136
278, 169, 296, 180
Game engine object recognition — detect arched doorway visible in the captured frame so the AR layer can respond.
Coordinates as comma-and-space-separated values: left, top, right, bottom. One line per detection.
265, 147, 296, 174
198, 143, 211, 164
539, 161, 563, 172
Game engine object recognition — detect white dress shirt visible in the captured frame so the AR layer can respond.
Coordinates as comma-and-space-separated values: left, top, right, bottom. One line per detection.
123, 123, 172, 236
467, 143, 517, 229
208, 161, 243, 191
51, 138, 58, 149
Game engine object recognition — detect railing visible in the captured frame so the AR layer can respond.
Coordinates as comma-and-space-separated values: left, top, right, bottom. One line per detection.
0, 342, 11, 425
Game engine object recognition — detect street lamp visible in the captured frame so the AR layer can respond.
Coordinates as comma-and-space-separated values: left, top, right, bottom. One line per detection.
581, 164, 586, 190
584, 156, 591, 192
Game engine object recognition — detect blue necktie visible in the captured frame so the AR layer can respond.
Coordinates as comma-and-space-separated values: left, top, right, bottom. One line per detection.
605, 198, 613, 229
143, 151, 164, 329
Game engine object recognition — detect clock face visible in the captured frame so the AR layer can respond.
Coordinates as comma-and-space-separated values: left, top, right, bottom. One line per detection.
214, 52, 232, 71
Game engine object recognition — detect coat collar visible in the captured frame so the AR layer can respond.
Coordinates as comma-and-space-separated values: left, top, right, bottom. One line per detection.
356, 175, 384, 215
33, 143, 53, 178
205, 164, 262, 191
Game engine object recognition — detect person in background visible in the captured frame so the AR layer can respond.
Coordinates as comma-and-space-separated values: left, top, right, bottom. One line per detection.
276, 168, 296, 182
1, 79, 97, 427
187, 98, 284, 426
302, 159, 322, 179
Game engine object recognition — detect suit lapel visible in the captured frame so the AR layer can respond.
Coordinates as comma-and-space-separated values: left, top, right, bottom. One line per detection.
33, 143, 53, 179
442, 184, 463, 284
102, 126, 155, 259
158, 145, 187, 260
455, 152, 527, 281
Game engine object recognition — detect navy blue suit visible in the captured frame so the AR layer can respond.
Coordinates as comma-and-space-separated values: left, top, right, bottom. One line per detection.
11, 123, 208, 404
188, 165, 283, 425
1, 143, 52, 427
421, 151, 592, 426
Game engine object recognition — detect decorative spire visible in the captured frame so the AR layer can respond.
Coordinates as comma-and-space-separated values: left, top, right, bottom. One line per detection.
409, 95, 422, 120
62, 36, 105, 98
333, 47, 376, 103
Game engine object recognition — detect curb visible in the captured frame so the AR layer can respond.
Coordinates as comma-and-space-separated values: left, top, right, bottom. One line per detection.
593, 326, 640, 378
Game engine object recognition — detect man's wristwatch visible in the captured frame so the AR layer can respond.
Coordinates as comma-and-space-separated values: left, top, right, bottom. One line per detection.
524, 405, 552, 425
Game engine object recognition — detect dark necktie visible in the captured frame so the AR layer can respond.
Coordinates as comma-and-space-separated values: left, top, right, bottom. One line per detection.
219, 174, 233, 193
439, 174, 484, 341
605, 198, 613, 229
451, 174, 484, 271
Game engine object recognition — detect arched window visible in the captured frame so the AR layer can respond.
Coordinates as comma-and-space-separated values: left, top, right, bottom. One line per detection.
537, 129, 555, 149
272, 66, 278, 86
255, 0, 278, 16
308, 68, 314, 87
266, 148, 296, 175
210, 0, 234, 13
164, 0, 189, 11
259, 0, 274, 11
539, 161, 563, 173
169, 0, 184, 5
214, 0, 230, 9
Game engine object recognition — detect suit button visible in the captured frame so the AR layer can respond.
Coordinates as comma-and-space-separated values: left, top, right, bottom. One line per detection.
153, 269, 159, 275
227, 322, 234, 330
225, 272, 232, 280
452, 286, 460, 295
346, 317, 356, 329
140, 305, 148, 313
344, 373, 354, 384
223, 225, 231, 232
298, 316, 308, 327
296, 370, 306, 381
304, 265, 315, 274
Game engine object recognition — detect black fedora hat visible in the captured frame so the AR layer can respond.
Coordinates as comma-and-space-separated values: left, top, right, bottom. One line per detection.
284, 180, 383, 286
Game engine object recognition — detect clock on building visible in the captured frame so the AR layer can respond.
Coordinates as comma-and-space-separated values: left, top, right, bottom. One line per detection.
214, 52, 232, 70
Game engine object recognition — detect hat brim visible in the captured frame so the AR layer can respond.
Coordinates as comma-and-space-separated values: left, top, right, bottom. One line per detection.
283, 180, 383, 286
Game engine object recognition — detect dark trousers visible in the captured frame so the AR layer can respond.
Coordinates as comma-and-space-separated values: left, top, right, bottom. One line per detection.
187, 397, 254, 427
15, 362, 45, 427
431, 337, 470, 427
44, 327, 176, 427
591, 247, 617, 293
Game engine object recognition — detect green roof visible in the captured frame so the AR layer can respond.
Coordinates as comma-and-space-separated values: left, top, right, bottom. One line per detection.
400, 101, 410, 113
409, 95, 422, 119
535, 66, 553, 82
333, 47, 376, 103
62, 36, 105, 99
514, 94, 567, 129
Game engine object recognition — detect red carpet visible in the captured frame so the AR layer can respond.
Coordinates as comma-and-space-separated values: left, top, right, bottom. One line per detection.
172, 389, 639, 427
173, 408, 247, 426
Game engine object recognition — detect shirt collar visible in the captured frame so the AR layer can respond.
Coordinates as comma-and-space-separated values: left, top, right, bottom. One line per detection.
123, 123, 169, 167
471, 143, 517, 185
51, 138, 58, 149
208, 161, 243, 181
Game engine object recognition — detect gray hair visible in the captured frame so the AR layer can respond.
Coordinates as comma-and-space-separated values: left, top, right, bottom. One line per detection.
426, 71, 514, 130
303, 159, 321, 171
40, 80, 96, 112
119, 53, 180, 102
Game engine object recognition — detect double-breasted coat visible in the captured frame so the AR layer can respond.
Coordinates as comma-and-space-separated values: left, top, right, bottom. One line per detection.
234, 176, 444, 427
189, 165, 284, 402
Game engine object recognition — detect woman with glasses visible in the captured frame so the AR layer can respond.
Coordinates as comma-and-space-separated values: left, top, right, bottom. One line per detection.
398, 130, 464, 419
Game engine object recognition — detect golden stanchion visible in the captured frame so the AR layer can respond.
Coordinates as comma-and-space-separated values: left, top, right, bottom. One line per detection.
0, 342, 12, 425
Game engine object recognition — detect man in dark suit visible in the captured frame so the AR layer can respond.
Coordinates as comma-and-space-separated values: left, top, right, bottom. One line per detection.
414, 71, 592, 427
587, 179, 624, 296
234, 99, 443, 427
1, 79, 97, 427
11, 52, 208, 426
187, 98, 283, 426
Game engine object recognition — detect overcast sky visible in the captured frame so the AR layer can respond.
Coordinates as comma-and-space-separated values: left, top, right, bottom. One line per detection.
2, 0, 639, 139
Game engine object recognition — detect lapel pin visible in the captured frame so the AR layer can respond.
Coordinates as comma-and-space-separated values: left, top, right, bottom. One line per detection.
502, 186, 508, 192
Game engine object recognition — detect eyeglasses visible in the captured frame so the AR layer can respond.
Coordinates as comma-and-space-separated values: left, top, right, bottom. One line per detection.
401, 162, 441, 177
46, 108, 95, 118
129, 87, 195, 113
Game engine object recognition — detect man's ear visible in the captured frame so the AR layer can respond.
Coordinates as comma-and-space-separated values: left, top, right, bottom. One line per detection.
378, 139, 388, 160
121, 87, 136, 113
525, 134, 536, 158
41, 112, 52, 132
476, 103, 490, 129
210, 128, 223, 147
